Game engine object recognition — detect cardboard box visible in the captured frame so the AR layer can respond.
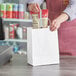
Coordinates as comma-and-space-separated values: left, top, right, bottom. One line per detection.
27, 27, 60, 66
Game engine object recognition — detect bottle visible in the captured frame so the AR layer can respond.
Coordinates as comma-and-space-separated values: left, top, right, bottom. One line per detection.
42, 1, 47, 9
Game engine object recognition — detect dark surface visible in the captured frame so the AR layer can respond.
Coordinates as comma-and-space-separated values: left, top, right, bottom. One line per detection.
0, 55, 76, 76
0, 46, 12, 65
0, 17, 5, 40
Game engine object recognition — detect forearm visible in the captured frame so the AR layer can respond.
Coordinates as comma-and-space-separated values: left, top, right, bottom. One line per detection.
63, 0, 76, 21
56, 13, 69, 23
50, 13, 69, 31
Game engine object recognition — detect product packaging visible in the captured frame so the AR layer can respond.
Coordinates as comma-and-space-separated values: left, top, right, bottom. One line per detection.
0, 3, 6, 18
30, 9, 48, 29
6, 3, 13, 18
4, 26, 9, 39
16, 27, 23, 39
9, 24, 15, 39
42, 9, 48, 28
18, 4, 24, 19
30, 11, 40, 28
24, 12, 30, 19
12, 4, 19, 19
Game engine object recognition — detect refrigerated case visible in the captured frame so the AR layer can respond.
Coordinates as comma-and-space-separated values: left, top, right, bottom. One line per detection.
0, 0, 32, 45
0, 0, 32, 65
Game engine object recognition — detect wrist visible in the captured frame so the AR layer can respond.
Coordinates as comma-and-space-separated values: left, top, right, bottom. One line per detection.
56, 13, 69, 24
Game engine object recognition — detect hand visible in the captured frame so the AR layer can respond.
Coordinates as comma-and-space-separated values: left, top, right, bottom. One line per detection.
50, 13, 69, 31
50, 18, 61, 31
28, 3, 40, 12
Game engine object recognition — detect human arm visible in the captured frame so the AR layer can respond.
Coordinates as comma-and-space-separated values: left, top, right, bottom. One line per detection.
51, 0, 76, 31
63, 0, 76, 20
50, 13, 69, 31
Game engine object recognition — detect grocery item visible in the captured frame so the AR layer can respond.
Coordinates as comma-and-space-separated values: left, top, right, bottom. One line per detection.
9, 24, 15, 39
6, 3, 13, 18
42, 1, 47, 9
12, 4, 19, 19
30, 9, 48, 28
24, 12, 30, 19
18, 4, 24, 19
0, 3, 6, 18
16, 27, 23, 39
30, 11, 40, 28
42, 9, 48, 28
4, 26, 9, 39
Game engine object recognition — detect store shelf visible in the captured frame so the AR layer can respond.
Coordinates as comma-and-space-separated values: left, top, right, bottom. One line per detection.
4, 39, 27, 42
3, 18, 32, 22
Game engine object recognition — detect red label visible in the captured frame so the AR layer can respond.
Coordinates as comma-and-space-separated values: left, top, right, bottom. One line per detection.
12, 11, 19, 19
42, 9, 48, 18
19, 11, 24, 19
9, 25, 15, 39
12, 11, 15, 18
30, 9, 48, 18
30, 11, 40, 18
16, 11, 19, 19
1, 11, 6, 18
6, 11, 12, 18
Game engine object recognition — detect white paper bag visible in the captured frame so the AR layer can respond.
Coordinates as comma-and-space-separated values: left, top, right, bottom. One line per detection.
27, 27, 60, 66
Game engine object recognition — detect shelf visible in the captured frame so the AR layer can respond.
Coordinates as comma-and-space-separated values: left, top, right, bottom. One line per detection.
3, 18, 32, 22
4, 39, 27, 42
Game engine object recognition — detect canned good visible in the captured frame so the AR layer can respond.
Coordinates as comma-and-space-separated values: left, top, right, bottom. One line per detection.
6, 3, 13, 18
18, 4, 24, 19
12, 4, 19, 19
9, 24, 15, 39
0, 3, 6, 18
18, 4, 24, 11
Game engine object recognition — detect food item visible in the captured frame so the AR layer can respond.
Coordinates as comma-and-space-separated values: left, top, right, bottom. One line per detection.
0, 3, 6, 18
4, 26, 9, 39
30, 11, 40, 28
18, 4, 24, 19
24, 12, 30, 19
30, 9, 48, 28
6, 3, 13, 18
9, 24, 15, 39
12, 4, 19, 19
42, 9, 48, 28
16, 27, 23, 39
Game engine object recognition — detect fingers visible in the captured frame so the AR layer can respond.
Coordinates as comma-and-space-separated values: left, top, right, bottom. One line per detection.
35, 3, 40, 12
50, 20, 56, 31
50, 24, 57, 31
28, 3, 40, 12
50, 20, 60, 31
